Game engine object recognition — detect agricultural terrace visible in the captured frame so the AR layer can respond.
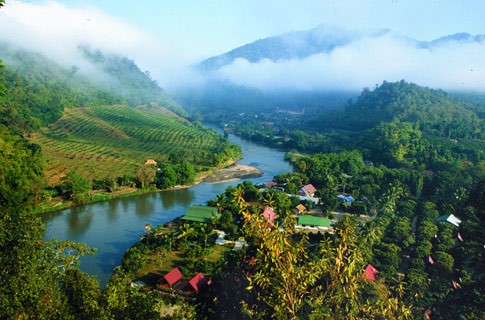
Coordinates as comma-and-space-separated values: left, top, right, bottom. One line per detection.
31, 105, 237, 185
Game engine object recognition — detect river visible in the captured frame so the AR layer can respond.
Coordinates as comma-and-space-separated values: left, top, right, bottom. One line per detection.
42, 133, 292, 285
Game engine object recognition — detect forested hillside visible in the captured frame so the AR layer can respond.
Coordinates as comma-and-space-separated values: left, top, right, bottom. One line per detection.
0, 43, 122, 134
79, 45, 186, 116
315, 80, 483, 138
0, 41, 241, 210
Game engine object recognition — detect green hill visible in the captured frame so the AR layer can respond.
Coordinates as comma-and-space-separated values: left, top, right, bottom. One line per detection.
32, 105, 234, 185
0, 43, 240, 186
315, 80, 483, 139
79, 45, 187, 116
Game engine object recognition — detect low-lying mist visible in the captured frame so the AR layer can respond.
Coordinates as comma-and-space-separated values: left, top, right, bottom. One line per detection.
1, 1, 484, 96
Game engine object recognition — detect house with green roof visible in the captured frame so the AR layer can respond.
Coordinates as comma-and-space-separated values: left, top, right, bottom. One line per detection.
296, 215, 331, 232
181, 205, 220, 223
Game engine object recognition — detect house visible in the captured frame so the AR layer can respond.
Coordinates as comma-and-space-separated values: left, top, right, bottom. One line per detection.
144, 159, 157, 166
264, 181, 278, 189
295, 204, 307, 214
288, 194, 320, 205
296, 215, 331, 231
187, 272, 209, 293
181, 205, 220, 223
337, 194, 355, 205
298, 184, 317, 197
262, 206, 276, 222
157, 267, 183, 289
363, 264, 379, 281
436, 214, 462, 227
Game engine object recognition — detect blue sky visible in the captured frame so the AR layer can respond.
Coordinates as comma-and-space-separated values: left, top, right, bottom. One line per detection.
1, 1, 484, 91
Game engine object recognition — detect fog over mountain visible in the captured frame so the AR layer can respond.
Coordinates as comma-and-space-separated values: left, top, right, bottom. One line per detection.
0, 1, 484, 94
196, 25, 485, 92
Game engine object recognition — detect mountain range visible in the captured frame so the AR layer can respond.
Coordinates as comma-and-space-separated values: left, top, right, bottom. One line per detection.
197, 25, 485, 72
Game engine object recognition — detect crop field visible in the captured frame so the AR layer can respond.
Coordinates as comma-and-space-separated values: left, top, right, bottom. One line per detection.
31, 105, 225, 185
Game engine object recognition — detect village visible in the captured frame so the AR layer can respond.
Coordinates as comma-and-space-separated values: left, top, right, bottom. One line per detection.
130, 181, 378, 295
126, 175, 467, 316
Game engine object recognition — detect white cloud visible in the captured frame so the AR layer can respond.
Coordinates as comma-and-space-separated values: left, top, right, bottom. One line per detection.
0, 0, 186, 87
211, 34, 485, 92
0, 1, 483, 93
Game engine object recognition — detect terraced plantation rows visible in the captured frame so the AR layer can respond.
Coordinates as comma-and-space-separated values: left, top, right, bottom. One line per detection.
31, 105, 227, 185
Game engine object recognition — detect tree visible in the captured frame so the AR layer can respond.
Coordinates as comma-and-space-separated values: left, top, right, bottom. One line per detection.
62, 171, 92, 204
135, 164, 155, 189
241, 210, 411, 319
155, 164, 177, 189
62, 268, 103, 319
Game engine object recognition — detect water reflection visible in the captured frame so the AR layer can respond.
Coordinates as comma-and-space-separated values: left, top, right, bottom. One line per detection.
67, 206, 93, 236
135, 193, 155, 217
107, 200, 119, 221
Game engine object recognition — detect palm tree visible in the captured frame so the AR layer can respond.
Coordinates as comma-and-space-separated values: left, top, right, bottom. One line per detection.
261, 189, 277, 208
232, 186, 247, 212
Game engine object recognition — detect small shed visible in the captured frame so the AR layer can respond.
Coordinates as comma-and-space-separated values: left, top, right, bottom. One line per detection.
262, 206, 276, 222
144, 159, 157, 166
363, 264, 379, 281
264, 181, 278, 189
157, 267, 183, 289
337, 194, 355, 205
436, 214, 462, 227
296, 204, 307, 214
187, 273, 209, 293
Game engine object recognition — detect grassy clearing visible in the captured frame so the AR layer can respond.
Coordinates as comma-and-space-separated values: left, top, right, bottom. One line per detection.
31, 105, 227, 185
135, 244, 233, 287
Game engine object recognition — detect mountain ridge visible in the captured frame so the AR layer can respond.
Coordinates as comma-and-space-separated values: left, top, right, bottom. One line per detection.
198, 26, 485, 72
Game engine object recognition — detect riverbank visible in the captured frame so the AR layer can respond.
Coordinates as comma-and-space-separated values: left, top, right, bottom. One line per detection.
202, 164, 263, 183
33, 163, 262, 215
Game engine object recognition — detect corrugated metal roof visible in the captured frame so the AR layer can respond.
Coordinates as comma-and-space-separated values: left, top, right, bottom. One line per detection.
297, 215, 331, 227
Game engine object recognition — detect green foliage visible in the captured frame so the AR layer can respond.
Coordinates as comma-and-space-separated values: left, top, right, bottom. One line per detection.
0, 44, 122, 133
0, 125, 45, 211
62, 268, 103, 319
319, 80, 482, 138
102, 267, 160, 319
61, 171, 92, 204
241, 209, 411, 319
361, 120, 423, 166
122, 244, 149, 273
135, 164, 156, 189
79, 45, 187, 116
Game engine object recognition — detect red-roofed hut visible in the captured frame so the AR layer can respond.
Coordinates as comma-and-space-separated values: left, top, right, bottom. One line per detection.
363, 264, 379, 281
187, 272, 209, 293
157, 267, 183, 289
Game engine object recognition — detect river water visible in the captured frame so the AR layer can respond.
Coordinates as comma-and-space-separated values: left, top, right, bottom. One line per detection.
42, 134, 292, 285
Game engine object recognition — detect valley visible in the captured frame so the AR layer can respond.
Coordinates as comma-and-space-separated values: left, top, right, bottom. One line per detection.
0, 1, 484, 318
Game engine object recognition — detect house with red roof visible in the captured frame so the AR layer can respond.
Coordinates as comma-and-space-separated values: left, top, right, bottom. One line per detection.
157, 267, 183, 289
363, 264, 379, 281
187, 272, 209, 293
298, 184, 317, 197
